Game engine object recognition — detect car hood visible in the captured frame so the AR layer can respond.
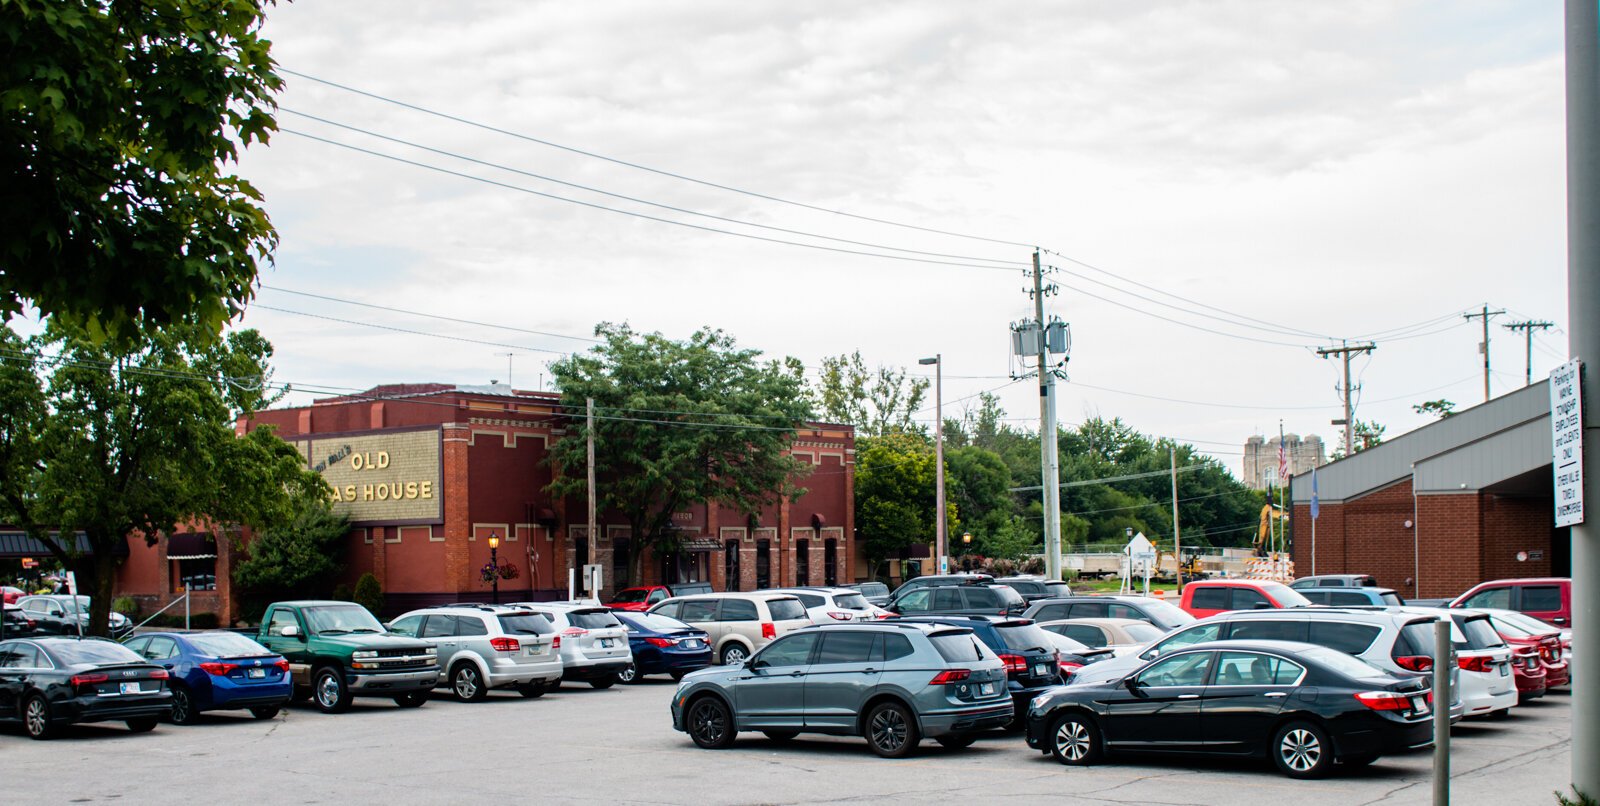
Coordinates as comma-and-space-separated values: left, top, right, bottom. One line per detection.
1066, 651, 1144, 686
314, 633, 431, 651
680, 664, 741, 686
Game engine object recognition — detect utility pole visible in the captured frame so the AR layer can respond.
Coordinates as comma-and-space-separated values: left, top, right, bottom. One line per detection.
1033, 251, 1063, 580
1464, 305, 1506, 402
1563, 1, 1598, 797
1317, 340, 1376, 457
586, 397, 597, 598
1169, 444, 1181, 586
1504, 320, 1555, 387
919, 355, 946, 574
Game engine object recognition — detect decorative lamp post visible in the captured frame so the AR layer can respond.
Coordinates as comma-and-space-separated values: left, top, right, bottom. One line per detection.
488, 533, 501, 605
961, 532, 972, 571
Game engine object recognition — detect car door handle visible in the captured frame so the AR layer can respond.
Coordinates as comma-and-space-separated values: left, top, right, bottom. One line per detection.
1178, 694, 1200, 700
1265, 692, 1288, 698
861, 668, 878, 674
789, 671, 804, 677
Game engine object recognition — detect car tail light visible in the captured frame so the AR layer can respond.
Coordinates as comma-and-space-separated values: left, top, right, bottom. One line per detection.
1458, 656, 1493, 673
1394, 655, 1434, 672
929, 669, 971, 685
645, 637, 675, 648
1354, 691, 1412, 711
273, 659, 290, 672
552, 635, 562, 649
70, 672, 108, 689
198, 662, 236, 676
761, 622, 776, 640
562, 626, 589, 637
826, 611, 852, 621
489, 636, 521, 652
998, 653, 1026, 674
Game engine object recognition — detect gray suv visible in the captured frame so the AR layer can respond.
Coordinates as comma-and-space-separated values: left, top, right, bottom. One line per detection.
671, 622, 1012, 758
388, 605, 564, 700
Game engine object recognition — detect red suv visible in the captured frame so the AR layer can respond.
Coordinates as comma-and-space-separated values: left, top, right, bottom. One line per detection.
1176, 579, 1313, 619
1451, 578, 1571, 628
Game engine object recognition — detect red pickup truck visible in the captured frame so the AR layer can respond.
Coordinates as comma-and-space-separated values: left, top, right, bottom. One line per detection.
1177, 579, 1314, 618
605, 583, 714, 611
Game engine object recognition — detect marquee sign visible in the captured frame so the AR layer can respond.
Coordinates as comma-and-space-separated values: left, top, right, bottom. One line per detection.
299, 429, 442, 524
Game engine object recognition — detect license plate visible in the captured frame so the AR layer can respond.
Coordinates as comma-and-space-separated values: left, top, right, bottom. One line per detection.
247, 667, 266, 679
119, 682, 142, 695
980, 682, 996, 696
599, 638, 614, 648
1412, 696, 1429, 714
1499, 665, 1510, 676
683, 640, 700, 648
524, 646, 542, 657
1034, 665, 1050, 677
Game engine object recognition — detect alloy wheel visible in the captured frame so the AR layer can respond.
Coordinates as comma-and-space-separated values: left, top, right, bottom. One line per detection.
316, 674, 341, 709
1055, 719, 1091, 761
1280, 728, 1322, 772
869, 707, 908, 753
454, 667, 481, 700
722, 645, 747, 665
690, 700, 728, 746
24, 698, 48, 738
170, 687, 193, 724
618, 664, 637, 684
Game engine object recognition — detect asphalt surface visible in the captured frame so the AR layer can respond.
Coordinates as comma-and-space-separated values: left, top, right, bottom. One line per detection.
2, 678, 1574, 805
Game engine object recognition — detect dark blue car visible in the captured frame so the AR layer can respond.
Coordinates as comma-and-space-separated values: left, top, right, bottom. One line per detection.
123, 631, 292, 724
611, 610, 712, 683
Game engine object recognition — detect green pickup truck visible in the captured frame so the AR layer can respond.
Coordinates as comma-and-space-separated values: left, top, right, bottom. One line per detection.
255, 600, 439, 713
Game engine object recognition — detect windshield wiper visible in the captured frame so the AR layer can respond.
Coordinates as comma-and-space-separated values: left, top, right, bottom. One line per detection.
319, 628, 351, 635
349, 627, 381, 633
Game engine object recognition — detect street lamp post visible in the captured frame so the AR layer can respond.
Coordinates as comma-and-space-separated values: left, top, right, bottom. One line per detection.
961, 532, 972, 571
488, 533, 500, 605
919, 355, 945, 575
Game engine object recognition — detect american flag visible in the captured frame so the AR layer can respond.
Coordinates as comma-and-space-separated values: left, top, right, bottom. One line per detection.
1277, 439, 1289, 483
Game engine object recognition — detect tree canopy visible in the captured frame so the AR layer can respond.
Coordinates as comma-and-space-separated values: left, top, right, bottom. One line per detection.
812, 351, 929, 436
1, 0, 282, 341
546, 324, 813, 583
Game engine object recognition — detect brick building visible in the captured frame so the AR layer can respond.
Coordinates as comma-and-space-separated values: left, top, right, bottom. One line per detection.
114, 383, 855, 621
1288, 381, 1569, 598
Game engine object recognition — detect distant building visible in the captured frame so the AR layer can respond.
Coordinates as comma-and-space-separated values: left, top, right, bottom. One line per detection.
1243, 433, 1326, 489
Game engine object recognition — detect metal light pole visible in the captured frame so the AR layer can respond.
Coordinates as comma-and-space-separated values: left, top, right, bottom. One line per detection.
488, 532, 500, 605
919, 355, 946, 575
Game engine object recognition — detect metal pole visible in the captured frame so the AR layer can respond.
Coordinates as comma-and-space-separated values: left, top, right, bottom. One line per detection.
1433, 619, 1452, 806
586, 397, 598, 598
491, 543, 499, 605
1564, 1, 1600, 795
184, 582, 190, 631
1170, 445, 1181, 586
935, 356, 946, 574
1343, 346, 1356, 457
1034, 250, 1062, 580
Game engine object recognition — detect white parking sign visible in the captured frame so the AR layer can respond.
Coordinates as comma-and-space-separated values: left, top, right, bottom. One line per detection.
1551, 359, 1585, 527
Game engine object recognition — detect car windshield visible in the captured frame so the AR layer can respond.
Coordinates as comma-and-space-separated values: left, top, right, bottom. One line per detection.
303, 605, 385, 634
610, 588, 650, 604
1044, 632, 1090, 653
1456, 617, 1506, 649
187, 632, 274, 658
832, 593, 870, 611
1043, 582, 1072, 597
929, 631, 987, 662
498, 614, 555, 635
624, 612, 696, 632
47, 639, 143, 666
1122, 623, 1165, 643
568, 610, 621, 630
989, 586, 1025, 605
995, 623, 1056, 654
1493, 611, 1560, 636
1489, 616, 1542, 638
1132, 598, 1195, 627
1301, 646, 1389, 678
1260, 583, 1313, 607
1381, 592, 1404, 605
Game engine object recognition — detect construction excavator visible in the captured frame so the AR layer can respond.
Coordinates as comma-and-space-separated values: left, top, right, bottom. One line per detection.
1255, 503, 1289, 557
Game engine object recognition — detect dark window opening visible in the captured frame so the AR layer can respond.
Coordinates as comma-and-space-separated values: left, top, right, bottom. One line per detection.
756, 539, 771, 589
824, 539, 838, 587
613, 537, 631, 589
725, 540, 741, 592
796, 540, 810, 586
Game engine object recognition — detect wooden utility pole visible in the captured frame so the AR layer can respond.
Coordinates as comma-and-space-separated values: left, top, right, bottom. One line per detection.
586, 397, 597, 596
1503, 320, 1555, 387
1464, 305, 1506, 402
1316, 341, 1376, 457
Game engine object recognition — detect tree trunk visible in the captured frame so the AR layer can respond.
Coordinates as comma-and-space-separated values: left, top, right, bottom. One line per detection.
89, 544, 117, 637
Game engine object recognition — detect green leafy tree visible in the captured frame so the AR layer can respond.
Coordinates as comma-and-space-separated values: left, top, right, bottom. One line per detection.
0, 322, 326, 636
546, 324, 813, 583
1, 0, 283, 341
812, 351, 929, 436
1413, 399, 1456, 420
1330, 420, 1387, 459
854, 433, 938, 580
233, 496, 349, 603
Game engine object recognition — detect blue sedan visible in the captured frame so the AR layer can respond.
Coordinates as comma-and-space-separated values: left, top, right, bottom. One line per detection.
123, 631, 292, 724
612, 611, 712, 683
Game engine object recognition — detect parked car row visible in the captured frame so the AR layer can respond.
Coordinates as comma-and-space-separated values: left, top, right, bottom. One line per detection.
1, 595, 133, 639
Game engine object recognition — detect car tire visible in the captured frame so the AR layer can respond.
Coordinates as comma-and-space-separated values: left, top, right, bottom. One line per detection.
617, 663, 639, 684
452, 662, 488, 702
394, 692, 428, 708
669, 671, 687, 682
249, 706, 281, 720
168, 684, 198, 725
1049, 712, 1102, 766
126, 717, 159, 733
686, 695, 737, 749
1272, 720, 1334, 779
23, 695, 56, 740
1488, 708, 1512, 720
763, 730, 799, 742
935, 733, 976, 750
863, 701, 920, 759
720, 644, 749, 666
590, 677, 615, 690
290, 687, 311, 703
518, 681, 547, 699
1341, 752, 1379, 768
312, 667, 352, 714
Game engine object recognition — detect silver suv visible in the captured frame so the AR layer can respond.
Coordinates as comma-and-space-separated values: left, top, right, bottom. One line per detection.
506, 602, 632, 689
388, 605, 563, 701
671, 622, 1013, 757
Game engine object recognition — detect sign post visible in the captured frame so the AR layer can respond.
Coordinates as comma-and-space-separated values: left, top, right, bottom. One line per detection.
1552, 359, 1586, 527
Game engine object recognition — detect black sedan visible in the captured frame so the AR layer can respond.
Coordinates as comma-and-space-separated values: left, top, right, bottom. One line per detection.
1025, 639, 1434, 778
0, 637, 173, 739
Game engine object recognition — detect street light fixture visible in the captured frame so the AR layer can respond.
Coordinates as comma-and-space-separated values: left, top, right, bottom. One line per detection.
918, 355, 945, 575
488, 532, 501, 605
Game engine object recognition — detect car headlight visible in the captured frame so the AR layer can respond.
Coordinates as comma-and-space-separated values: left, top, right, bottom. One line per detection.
1029, 694, 1051, 712
352, 650, 378, 659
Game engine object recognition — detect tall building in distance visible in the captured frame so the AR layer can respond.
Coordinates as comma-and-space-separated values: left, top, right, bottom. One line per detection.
1243, 433, 1326, 490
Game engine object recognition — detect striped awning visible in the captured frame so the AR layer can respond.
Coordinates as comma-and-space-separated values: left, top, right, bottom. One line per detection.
167, 532, 217, 560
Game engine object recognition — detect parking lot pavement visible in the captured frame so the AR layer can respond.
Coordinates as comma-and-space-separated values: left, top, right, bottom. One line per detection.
4, 681, 1572, 806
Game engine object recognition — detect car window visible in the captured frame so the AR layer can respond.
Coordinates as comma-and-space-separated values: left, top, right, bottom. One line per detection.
767, 598, 808, 622
1105, 604, 1143, 621
186, 632, 273, 657
1007, 580, 1043, 595
678, 600, 716, 623
2, 643, 41, 668
422, 615, 457, 638
1260, 583, 1313, 607
995, 623, 1055, 653
1122, 623, 1164, 643
144, 636, 178, 660
1522, 585, 1562, 612
816, 631, 879, 665
1330, 591, 1372, 606
1215, 651, 1303, 685
929, 632, 986, 662
610, 588, 650, 604
933, 587, 963, 610
1043, 582, 1072, 597
1070, 602, 1109, 618
1233, 588, 1270, 610
498, 614, 555, 635
1303, 645, 1390, 678
1138, 651, 1213, 687
755, 633, 818, 669
833, 593, 870, 611
1031, 604, 1069, 621
1144, 622, 1221, 660
46, 639, 142, 665
882, 633, 915, 661
965, 587, 1001, 609
896, 590, 932, 613
1458, 617, 1507, 649
1190, 588, 1229, 610
1381, 592, 1404, 605
653, 601, 682, 619
1058, 624, 1107, 648
1308, 621, 1381, 654
787, 593, 820, 608
1300, 591, 1329, 605
720, 599, 759, 622
266, 609, 301, 637
1462, 586, 1512, 610
457, 616, 489, 637
1226, 620, 1305, 642
388, 615, 422, 637
568, 610, 622, 630
648, 589, 667, 604
1324, 578, 1347, 587
123, 636, 150, 655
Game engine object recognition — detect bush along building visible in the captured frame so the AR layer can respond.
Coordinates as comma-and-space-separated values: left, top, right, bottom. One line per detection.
113, 384, 854, 620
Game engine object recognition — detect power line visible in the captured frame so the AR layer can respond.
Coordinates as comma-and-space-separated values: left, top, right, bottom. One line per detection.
1050, 275, 1315, 348
251, 305, 575, 356
260, 285, 601, 344
280, 69, 1038, 250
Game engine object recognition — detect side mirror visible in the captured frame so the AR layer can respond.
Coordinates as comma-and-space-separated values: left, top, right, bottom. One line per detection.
1123, 675, 1144, 692
1254, 602, 1273, 610
281, 625, 301, 638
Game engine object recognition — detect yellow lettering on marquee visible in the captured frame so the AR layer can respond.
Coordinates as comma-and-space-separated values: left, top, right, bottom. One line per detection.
377, 451, 390, 469
329, 486, 343, 503
405, 481, 418, 499
376, 483, 389, 501
362, 484, 374, 502
420, 481, 433, 499
345, 485, 356, 501
351, 453, 364, 471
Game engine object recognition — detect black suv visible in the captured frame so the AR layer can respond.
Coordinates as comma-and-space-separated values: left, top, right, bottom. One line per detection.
887, 573, 995, 600
995, 576, 1071, 603
893, 615, 1061, 728
1021, 595, 1195, 632
888, 583, 1027, 617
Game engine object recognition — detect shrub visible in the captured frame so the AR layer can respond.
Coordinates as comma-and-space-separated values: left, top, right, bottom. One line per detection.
353, 573, 383, 616
1556, 789, 1598, 806
331, 583, 352, 602
111, 596, 140, 618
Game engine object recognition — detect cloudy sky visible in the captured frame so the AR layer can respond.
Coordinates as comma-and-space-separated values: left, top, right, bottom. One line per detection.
231, 1, 1570, 478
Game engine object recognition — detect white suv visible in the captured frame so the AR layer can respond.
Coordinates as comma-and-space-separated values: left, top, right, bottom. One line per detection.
507, 602, 632, 689
765, 587, 878, 624
1390, 606, 1517, 719
387, 605, 563, 701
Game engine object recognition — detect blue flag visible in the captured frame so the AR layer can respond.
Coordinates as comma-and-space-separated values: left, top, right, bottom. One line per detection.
1310, 467, 1320, 520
